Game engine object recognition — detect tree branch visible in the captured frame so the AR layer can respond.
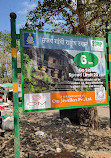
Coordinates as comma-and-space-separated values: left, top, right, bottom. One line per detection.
86, 13, 107, 25
76, 13, 107, 33
66, 15, 75, 31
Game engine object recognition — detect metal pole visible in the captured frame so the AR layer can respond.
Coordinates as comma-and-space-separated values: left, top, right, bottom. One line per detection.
10, 12, 20, 158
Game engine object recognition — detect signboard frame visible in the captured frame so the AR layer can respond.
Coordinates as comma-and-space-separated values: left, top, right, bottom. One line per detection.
20, 29, 109, 112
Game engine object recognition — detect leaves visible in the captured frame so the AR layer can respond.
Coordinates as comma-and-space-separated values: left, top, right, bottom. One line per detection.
26, 0, 111, 37
0, 31, 11, 53
23, 54, 52, 93
0, 31, 20, 83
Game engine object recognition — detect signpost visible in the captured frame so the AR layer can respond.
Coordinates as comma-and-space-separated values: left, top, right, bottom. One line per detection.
10, 12, 110, 158
10, 13, 20, 158
106, 28, 111, 127
20, 30, 109, 112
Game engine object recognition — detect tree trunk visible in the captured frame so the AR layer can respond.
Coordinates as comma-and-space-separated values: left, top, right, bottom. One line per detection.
73, 0, 87, 35
60, 0, 99, 130
60, 107, 99, 130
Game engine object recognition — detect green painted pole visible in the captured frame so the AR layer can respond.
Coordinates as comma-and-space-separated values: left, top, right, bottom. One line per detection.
10, 12, 20, 158
106, 28, 111, 128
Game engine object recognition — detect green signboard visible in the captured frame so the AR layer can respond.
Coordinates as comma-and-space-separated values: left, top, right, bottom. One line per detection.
20, 29, 109, 112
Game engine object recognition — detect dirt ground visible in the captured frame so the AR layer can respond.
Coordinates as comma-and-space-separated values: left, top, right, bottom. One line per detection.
0, 105, 111, 158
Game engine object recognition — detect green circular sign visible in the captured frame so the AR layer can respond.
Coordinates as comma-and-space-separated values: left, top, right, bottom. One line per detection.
74, 52, 98, 68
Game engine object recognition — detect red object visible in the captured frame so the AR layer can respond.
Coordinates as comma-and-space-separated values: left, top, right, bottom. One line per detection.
0, 106, 4, 110
0, 96, 2, 99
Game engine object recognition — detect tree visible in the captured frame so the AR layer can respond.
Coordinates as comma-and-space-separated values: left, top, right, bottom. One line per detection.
24, 0, 111, 129
25, 0, 111, 37
0, 30, 11, 53
0, 31, 20, 84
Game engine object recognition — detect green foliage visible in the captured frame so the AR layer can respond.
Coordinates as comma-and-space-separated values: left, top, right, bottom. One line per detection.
1, 64, 7, 77
26, 0, 111, 37
0, 30, 11, 53
0, 31, 20, 83
43, 75, 52, 84
0, 30, 20, 53
23, 54, 52, 93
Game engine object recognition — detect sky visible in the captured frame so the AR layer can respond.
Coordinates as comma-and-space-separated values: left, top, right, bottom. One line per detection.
0, 0, 38, 34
